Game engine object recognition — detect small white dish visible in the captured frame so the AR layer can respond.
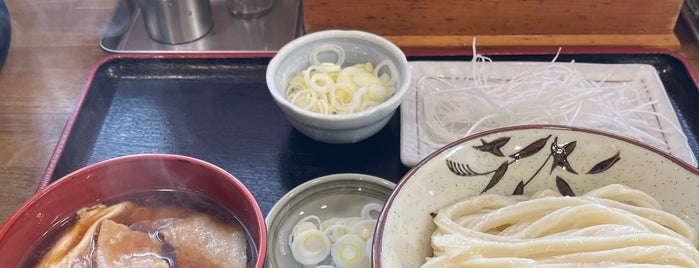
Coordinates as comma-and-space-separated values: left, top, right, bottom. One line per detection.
266, 30, 411, 144
266, 173, 395, 268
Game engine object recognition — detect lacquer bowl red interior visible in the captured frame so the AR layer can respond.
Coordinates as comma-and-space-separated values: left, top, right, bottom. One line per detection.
0, 154, 266, 267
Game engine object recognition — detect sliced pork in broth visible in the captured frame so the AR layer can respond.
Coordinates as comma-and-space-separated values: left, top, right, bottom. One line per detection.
37, 202, 135, 268
160, 213, 248, 267
32, 192, 252, 268
94, 219, 169, 268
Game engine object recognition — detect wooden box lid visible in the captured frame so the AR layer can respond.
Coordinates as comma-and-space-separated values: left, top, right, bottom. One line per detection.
303, 0, 684, 50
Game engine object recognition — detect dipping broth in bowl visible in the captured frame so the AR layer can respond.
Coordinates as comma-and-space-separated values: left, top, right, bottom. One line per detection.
373, 125, 699, 267
26, 191, 254, 267
0, 154, 267, 268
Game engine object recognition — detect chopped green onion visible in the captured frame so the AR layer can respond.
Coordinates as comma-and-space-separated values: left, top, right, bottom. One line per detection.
285, 44, 397, 115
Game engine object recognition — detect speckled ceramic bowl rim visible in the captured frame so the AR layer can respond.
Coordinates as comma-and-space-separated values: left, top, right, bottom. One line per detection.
372, 124, 699, 267
265, 173, 397, 226
266, 30, 411, 121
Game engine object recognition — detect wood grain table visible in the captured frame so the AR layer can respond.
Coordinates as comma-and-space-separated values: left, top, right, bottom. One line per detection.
1, 0, 698, 225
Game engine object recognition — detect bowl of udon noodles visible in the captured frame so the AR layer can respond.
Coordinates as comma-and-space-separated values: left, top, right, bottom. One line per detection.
0, 154, 266, 267
373, 125, 699, 267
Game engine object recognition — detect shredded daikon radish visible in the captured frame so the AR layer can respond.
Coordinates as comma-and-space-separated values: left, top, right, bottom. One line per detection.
418, 50, 687, 153
285, 44, 397, 115
287, 203, 382, 267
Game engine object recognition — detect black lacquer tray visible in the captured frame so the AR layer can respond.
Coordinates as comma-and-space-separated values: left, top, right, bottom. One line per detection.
40, 49, 699, 215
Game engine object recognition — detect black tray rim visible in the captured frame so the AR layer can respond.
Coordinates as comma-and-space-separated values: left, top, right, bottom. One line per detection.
38, 48, 699, 191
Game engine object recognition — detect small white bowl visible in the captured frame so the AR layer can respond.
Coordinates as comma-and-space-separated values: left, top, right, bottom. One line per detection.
373, 125, 699, 267
266, 173, 395, 267
266, 30, 410, 144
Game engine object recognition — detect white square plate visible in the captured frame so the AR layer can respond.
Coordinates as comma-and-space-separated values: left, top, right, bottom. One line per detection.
400, 61, 697, 167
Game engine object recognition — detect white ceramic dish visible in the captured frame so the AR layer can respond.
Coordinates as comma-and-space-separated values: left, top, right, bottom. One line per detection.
375, 125, 699, 267
266, 173, 395, 267
266, 30, 411, 144
400, 61, 697, 167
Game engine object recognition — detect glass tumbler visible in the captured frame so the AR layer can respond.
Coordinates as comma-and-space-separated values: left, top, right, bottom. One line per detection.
227, 0, 273, 18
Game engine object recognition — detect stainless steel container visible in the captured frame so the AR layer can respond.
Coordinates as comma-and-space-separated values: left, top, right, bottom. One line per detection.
227, 0, 273, 18
138, 0, 214, 45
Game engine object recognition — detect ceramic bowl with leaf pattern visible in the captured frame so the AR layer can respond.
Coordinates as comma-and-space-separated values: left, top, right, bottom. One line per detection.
373, 125, 699, 267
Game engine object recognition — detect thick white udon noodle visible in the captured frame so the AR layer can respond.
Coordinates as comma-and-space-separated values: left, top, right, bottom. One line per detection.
423, 184, 699, 267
